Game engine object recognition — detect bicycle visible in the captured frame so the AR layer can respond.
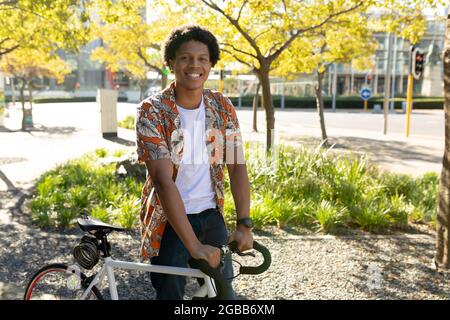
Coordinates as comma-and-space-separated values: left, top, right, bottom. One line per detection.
24, 216, 271, 300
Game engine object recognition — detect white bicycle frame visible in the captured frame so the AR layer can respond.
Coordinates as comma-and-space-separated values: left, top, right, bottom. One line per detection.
80, 257, 217, 300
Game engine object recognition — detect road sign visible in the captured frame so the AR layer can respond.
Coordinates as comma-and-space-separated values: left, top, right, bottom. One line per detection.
360, 87, 372, 101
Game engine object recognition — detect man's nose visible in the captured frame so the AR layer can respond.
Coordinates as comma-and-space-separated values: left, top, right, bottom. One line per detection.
188, 58, 201, 67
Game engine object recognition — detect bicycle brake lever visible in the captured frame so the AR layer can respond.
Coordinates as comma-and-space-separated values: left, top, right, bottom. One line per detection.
236, 251, 256, 257
228, 241, 256, 257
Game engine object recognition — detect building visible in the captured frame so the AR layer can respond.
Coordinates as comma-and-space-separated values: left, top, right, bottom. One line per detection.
325, 16, 446, 98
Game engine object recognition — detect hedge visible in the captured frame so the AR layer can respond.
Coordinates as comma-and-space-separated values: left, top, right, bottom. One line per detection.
4, 96, 128, 104
228, 95, 444, 110
4, 94, 443, 109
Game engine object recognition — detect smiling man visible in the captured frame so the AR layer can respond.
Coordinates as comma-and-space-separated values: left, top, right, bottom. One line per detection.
135, 25, 253, 300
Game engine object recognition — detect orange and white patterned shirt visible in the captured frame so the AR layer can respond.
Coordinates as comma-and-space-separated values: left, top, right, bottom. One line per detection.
136, 82, 243, 259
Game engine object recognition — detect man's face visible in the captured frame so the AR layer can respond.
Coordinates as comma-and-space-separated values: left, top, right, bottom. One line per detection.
170, 40, 212, 91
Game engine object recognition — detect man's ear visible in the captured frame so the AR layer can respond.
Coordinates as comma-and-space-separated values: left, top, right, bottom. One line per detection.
168, 60, 174, 72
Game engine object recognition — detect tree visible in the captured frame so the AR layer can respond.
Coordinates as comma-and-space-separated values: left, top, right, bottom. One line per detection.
180, 0, 443, 152
0, 0, 90, 57
181, 0, 369, 152
274, 12, 377, 145
90, 0, 187, 100
436, 13, 450, 270
0, 48, 71, 130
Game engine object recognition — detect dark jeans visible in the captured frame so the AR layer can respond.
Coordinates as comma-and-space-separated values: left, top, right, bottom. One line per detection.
150, 208, 235, 300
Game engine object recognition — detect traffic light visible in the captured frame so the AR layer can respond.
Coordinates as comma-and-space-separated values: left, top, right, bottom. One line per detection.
411, 48, 425, 80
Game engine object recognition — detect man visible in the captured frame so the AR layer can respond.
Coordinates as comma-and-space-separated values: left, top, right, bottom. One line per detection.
135, 25, 254, 300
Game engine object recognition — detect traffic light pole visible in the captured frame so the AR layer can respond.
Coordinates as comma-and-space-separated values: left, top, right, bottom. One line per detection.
406, 46, 424, 137
406, 46, 415, 137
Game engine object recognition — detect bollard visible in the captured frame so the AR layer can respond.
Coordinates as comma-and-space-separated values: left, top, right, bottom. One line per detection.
97, 89, 118, 138
373, 104, 382, 114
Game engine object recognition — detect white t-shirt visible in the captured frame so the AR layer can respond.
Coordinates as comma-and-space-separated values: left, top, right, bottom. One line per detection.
175, 97, 216, 214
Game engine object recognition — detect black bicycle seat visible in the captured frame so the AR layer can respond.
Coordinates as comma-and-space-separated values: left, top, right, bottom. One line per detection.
77, 216, 126, 235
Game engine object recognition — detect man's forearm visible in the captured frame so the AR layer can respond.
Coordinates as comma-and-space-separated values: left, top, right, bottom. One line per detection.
228, 164, 251, 219
153, 179, 201, 253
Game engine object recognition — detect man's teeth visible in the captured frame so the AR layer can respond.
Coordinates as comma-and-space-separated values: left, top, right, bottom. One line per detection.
187, 73, 201, 78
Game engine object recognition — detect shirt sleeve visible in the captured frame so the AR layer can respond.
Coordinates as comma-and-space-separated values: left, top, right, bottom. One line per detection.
135, 100, 171, 163
223, 96, 245, 165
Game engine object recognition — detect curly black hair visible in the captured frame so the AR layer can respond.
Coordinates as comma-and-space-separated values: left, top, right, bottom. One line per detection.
163, 24, 220, 69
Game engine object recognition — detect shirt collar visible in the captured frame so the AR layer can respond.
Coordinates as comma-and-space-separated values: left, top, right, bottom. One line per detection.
163, 81, 216, 116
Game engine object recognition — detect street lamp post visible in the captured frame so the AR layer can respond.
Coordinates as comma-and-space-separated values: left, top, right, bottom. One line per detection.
332, 63, 337, 112
390, 34, 398, 112
383, 33, 394, 134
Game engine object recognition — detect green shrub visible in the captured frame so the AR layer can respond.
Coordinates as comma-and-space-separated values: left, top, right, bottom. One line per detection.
118, 115, 135, 130
113, 149, 126, 158
242, 143, 438, 233
29, 152, 142, 229
313, 200, 348, 233
95, 148, 108, 158
30, 142, 439, 233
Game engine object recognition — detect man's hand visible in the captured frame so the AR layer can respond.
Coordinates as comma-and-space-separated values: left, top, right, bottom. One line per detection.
189, 242, 221, 268
228, 225, 254, 252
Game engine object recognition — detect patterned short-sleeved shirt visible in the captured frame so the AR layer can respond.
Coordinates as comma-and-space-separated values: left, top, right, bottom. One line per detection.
136, 82, 243, 259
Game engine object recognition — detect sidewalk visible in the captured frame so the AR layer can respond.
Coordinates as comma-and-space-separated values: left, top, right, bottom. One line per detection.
237, 108, 444, 176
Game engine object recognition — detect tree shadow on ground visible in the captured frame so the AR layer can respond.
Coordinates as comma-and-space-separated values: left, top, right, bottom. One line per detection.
336, 235, 450, 299
1, 124, 78, 136
104, 136, 136, 147
0, 169, 18, 192
282, 135, 443, 168
26, 124, 78, 136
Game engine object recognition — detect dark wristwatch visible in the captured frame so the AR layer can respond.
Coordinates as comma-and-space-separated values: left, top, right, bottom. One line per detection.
236, 217, 253, 229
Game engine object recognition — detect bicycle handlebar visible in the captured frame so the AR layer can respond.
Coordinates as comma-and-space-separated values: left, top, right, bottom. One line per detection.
228, 240, 271, 275
188, 240, 271, 300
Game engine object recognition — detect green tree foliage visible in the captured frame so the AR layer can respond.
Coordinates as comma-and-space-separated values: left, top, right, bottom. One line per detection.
181, 0, 371, 152
90, 0, 187, 99
178, 0, 443, 152
0, 0, 90, 57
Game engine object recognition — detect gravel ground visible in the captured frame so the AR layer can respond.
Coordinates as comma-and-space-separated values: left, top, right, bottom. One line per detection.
1, 210, 450, 300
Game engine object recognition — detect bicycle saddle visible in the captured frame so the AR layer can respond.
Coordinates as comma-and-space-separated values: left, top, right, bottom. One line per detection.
77, 216, 126, 234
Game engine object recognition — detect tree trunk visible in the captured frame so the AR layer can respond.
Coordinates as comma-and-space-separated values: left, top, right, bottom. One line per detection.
252, 82, 260, 132
10, 77, 16, 106
315, 70, 328, 145
139, 81, 146, 101
28, 79, 33, 112
436, 13, 450, 270
161, 72, 168, 89
258, 69, 275, 153
19, 79, 26, 131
